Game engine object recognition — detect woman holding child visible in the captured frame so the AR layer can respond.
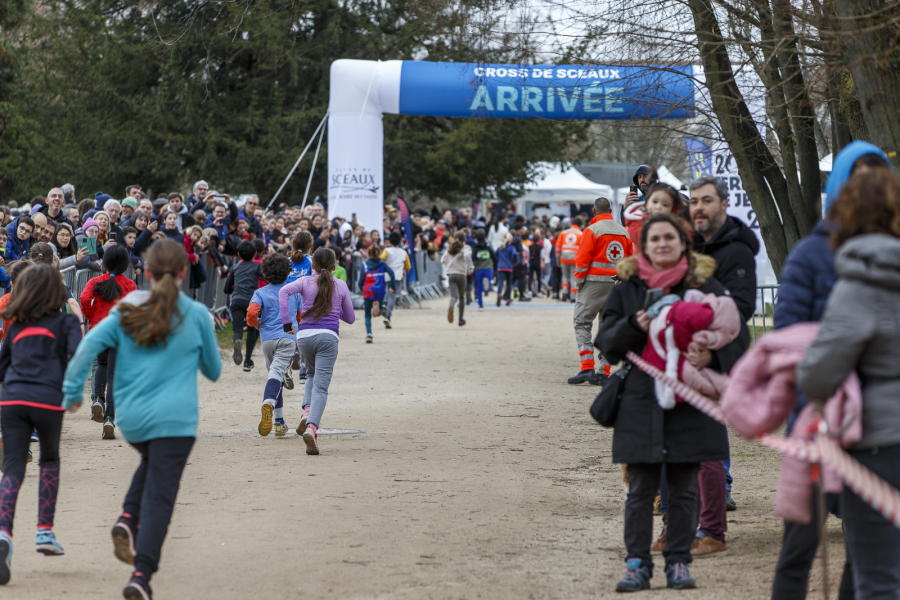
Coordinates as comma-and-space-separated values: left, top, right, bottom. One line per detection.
597, 213, 749, 592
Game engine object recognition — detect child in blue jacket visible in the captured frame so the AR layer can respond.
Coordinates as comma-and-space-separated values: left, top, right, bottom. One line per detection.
247, 253, 300, 437
496, 233, 519, 306
62, 239, 221, 600
358, 245, 396, 343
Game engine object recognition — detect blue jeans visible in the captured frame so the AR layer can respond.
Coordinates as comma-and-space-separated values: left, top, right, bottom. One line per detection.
474, 268, 493, 307
843, 444, 900, 600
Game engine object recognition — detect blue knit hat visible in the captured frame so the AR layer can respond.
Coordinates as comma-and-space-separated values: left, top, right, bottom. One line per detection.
94, 192, 113, 208
824, 141, 892, 214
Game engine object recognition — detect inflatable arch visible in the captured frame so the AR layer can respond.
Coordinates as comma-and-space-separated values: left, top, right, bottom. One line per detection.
326, 59, 696, 231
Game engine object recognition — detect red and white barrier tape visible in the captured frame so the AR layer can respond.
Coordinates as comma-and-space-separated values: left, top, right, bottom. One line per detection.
624, 351, 900, 528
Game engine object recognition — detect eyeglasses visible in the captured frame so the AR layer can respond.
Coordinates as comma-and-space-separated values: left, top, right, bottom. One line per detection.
18, 226, 32, 234
49, 194, 63, 199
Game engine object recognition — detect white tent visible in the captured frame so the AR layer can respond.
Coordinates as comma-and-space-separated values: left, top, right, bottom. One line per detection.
657, 165, 685, 190
516, 163, 614, 204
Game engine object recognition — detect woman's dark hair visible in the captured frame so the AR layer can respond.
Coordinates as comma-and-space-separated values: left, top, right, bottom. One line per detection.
77, 199, 95, 224
118, 239, 186, 347
28, 242, 55, 265
831, 171, 900, 249
367, 244, 383, 259
305, 247, 336, 323
261, 253, 291, 285
93, 245, 131, 302
54, 223, 77, 259
253, 238, 266, 255
645, 183, 683, 214
290, 231, 313, 263
130, 210, 149, 230
640, 214, 704, 288
2, 263, 67, 322
448, 239, 465, 256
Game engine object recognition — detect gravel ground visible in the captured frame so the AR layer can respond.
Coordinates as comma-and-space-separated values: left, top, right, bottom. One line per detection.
7, 296, 847, 599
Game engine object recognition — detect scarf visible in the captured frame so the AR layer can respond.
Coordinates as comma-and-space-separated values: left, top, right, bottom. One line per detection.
636, 254, 689, 294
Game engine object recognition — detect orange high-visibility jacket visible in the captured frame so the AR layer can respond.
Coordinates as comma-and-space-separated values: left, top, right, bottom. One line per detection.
574, 213, 633, 283
554, 225, 583, 265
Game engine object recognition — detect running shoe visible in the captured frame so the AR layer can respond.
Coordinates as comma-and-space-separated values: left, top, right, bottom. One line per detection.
243, 359, 254, 372
274, 419, 288, 437
298, 372, 307, 381
496, 294, 501, 307
123, 572, 153, 600
26, 450, 32, 464
447, 307, 454, 323
458, 319, 466, 327
291, 353, 301, 370
665, 562, 696, 589
615, 558, 650, 593
283, 368, 294, 390
726, 491, 737, 511
232, 339, 243, 366
102, 417, 116, 440
383, 318, 392, 329
365, 334, 373, 344
478, 306, 484, 312
372, 300, 380, 317
0, 531, 12, 585
30, 430, 38, 443
258, 403, 274, 437
297, 409, 310, 436
35, 529, 64, 556
111, 514, 137, 565
91, 397, 105, 423
505, 299, 512, 306
303, 424, 319, 455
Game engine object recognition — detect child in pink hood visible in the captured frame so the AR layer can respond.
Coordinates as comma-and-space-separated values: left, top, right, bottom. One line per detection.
641, 289, 741, 408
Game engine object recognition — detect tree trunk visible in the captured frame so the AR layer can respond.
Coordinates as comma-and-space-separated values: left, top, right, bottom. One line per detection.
770, 0, 820, 233
689, 0, 791, 275
833, 0, 900, 168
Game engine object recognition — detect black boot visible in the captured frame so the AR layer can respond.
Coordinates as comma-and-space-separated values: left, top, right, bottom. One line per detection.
589, 374, 608, 386
567, 370, 598, 384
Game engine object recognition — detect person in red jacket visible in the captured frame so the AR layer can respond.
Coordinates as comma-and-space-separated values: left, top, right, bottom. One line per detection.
568, 197, 633, 385
80, 246, 136, 440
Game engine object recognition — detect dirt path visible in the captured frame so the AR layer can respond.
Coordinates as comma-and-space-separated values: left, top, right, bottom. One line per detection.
10, 297, 846, 598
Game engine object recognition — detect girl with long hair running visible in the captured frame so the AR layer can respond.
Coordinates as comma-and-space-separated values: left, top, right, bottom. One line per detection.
0, 264, 82, 584
63, 239, 221, 600
80, 245, 136, 439
278, 247, 355, 455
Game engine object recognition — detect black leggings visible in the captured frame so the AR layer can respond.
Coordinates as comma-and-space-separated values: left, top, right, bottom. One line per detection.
123, 437, 195, 577
95, 348, 117, 420
0, 405, 63, 534
231, 298, 258, 360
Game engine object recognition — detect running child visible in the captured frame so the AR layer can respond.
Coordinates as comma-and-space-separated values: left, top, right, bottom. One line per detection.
224, 241, 262, 371
279, 247, 355, 454
62, 239, 221, 600
0, 263, 82, 584
380, 231, 411, 328
471, 229, 495, 312
80, 246, 136, 440
286, 231, 314, 379
495, 233, 518, 307
358, 245, 396, 343
247, 253, 300, 437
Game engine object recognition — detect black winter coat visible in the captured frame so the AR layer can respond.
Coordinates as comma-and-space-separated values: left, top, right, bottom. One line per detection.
597, 255, 749, 464
693, 216, 759, 321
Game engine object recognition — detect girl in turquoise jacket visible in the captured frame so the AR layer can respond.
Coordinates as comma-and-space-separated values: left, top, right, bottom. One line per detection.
62, 239, 221, 600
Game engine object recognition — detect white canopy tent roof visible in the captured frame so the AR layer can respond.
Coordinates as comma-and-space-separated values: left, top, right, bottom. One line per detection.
516, 163, 614, 204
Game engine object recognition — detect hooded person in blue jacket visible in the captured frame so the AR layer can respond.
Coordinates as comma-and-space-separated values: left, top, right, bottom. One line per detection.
769, 140, 891, 600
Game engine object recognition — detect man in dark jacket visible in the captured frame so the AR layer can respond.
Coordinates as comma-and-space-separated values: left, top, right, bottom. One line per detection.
40, 188, 75, 229
690, 176, 759, 321
687, 174, 759, 557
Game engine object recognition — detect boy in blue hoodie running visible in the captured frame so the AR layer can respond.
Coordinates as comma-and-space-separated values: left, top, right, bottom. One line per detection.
358, 245, 396, 343
247, 253, 300, 437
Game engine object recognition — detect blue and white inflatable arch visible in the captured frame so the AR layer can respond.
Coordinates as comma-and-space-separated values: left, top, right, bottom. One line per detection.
327, 59, 695, 230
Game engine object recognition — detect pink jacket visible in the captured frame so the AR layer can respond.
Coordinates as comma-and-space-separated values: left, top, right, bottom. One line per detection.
720, 322, 862, 523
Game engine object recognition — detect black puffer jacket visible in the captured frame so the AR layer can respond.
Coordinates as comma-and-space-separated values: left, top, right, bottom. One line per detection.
596, 254, 749, 464
693, 216, 759, 321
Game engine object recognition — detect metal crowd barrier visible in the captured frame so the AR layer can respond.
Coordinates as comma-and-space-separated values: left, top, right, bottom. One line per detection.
751, 284, 779, 342
61, 266, 76, 290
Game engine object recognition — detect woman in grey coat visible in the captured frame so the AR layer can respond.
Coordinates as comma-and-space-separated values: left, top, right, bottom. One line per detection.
798, 170, 900, 600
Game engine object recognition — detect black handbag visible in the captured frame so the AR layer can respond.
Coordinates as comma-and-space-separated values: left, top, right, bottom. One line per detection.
590, 362, 632, 428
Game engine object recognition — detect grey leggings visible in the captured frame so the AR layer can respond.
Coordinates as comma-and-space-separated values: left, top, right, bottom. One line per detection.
448, 273, 466, 320
297, 334, 340, 428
